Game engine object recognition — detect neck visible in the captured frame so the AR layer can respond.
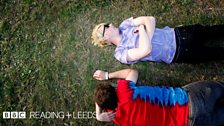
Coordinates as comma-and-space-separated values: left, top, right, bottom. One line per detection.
110, 34, 122, 46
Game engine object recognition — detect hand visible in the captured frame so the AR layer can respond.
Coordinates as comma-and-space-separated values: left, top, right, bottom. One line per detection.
93, 70, 108, 80
96, 111, 116, 122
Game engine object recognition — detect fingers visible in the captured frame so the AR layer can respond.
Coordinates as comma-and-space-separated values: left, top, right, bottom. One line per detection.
107, 112, 116, 117
93, 70, 105, 80
107, 112, 116, 120
93, 70, 101, 78
102, 112, 116, 121
94, 77, 103, 80
93, 70, 102, 76
97, 112, 116, 122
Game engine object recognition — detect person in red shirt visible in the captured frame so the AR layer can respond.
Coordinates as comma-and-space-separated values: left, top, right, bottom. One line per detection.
93, 69, 224, 126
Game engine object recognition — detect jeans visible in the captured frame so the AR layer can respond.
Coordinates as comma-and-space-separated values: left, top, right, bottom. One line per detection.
183, 81, 224, 126
173, 24, 224, 63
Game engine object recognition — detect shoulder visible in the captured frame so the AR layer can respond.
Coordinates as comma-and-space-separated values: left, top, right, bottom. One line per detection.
117, 79, 131, 90
117, 79, 136, 91
117, 79, 129, 85
119, 17, 134, 30
116, 80, 134, 100
114, 45, 129, 64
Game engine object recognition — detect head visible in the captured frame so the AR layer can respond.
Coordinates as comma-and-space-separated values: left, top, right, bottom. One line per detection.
91, 23, 119, 47
94, 83, 118, 110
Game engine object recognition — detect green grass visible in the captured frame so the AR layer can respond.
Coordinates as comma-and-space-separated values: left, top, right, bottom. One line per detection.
1, 0, 224, 125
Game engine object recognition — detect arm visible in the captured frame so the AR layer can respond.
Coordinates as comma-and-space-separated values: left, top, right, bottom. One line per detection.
127, 25, 151, 61
126, 16, 156, 62
133, 16, 156, 40
93, 69, 138, 83
95, 102, 116, 122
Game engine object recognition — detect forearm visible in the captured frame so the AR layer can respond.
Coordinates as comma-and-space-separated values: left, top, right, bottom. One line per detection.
95, 102, 102, 120
127, 25, 152, 61
93, 69, 138, 83
139, 17, 155, 54
138, 26, 152, 54
133, 16, 156, 39
110, 69, 138, 83
108, 69, 132, 79
144, 16, 156, 40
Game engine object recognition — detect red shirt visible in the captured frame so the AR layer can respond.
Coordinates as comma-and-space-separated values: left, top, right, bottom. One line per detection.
113, 80, 189, 126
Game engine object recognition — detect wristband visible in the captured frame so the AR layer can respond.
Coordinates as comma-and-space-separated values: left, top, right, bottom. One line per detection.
105, 72, 109, 80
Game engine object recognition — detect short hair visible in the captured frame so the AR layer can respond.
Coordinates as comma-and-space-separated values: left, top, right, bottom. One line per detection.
91, 24, 110, 47
94, 84, 118, 110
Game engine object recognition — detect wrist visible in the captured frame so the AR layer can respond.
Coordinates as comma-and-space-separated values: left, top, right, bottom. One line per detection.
139, 25, 145, 30
105, 72, 109, 80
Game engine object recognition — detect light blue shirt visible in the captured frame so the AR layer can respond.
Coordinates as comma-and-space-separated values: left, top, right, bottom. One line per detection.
114, 17, 176, 64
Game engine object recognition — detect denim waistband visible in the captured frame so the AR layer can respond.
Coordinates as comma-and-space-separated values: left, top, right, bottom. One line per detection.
182, 86, 193, 126
182, 81, 224, 126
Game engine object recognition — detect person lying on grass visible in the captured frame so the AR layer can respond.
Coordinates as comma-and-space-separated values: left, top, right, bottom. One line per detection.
91, 16, 224, 64
93, 69, 224, 126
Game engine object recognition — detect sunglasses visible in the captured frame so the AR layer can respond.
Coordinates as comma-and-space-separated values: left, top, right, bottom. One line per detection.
102, 23, 110, 37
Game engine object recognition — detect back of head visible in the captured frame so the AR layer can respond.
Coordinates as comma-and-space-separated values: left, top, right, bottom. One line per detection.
91, 24, 109, 47
94, 83, 118, 110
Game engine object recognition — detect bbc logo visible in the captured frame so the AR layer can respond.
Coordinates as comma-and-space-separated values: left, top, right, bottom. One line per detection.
3, 112, 26, 119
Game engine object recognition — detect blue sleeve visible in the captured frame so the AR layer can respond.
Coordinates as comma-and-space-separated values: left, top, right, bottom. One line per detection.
119, 17, 134, 30
114, 46, 138, 64
114, 47, 129, 64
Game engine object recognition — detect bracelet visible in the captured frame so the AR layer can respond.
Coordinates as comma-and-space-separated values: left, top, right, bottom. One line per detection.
105, 72, 109, 80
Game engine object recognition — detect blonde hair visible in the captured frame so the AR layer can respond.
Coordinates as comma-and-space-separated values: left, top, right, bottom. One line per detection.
91, 23, 109, 47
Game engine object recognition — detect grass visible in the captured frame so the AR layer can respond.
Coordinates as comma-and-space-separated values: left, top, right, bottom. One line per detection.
1, 0, 224, 125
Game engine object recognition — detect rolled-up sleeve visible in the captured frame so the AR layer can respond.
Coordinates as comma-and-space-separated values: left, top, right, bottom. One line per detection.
115, 17, 138, 64
114, 47, 129, 64
114, 46, 138, 64
119, 17, 134, 30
